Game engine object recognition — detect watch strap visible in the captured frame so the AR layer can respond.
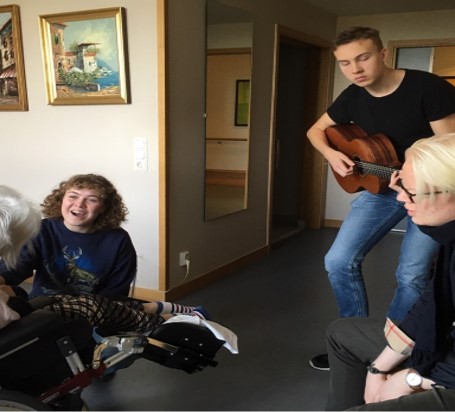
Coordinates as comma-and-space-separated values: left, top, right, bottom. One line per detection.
366, 363, 390, 375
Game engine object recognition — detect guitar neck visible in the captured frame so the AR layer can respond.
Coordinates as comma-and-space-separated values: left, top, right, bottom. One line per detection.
354, 160, 399, 178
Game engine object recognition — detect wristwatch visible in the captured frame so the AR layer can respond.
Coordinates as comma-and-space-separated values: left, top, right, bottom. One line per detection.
405, 369, 425, 392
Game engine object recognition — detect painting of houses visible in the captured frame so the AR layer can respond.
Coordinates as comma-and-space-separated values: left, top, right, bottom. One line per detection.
0, 5, 28, 110
51, 18, 119, 94
40, 8, 129, 105
0, 13, 18, 103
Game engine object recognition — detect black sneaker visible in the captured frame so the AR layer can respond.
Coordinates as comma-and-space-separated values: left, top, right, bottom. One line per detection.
309, 353, 330, 371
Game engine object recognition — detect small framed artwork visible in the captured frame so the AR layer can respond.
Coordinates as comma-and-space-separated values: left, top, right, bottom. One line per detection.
39, 7, 130, 105
234, 79, 250, 126
0, 5, 28, 111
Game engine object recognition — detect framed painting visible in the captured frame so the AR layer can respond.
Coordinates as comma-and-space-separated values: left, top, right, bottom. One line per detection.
234, 79, 250, 126
39, 7, 130, 105
0, 5, 28, 111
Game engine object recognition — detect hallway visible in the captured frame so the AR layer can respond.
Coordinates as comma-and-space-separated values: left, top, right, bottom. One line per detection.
82, 228, 401, 410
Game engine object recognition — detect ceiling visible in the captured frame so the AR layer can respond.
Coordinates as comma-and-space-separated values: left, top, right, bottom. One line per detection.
208, 0, 455, 24
302, 0, 455, 16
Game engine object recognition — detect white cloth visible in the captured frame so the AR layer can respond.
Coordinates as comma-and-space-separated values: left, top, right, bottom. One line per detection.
164, 314, 239, 354
0, 289, 20, 330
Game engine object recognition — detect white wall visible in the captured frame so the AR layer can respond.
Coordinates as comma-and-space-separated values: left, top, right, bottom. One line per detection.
326, 9, 455, 221
0, 0, 160, 290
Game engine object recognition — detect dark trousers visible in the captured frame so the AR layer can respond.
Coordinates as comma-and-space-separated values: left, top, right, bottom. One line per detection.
326, 317, 455, 411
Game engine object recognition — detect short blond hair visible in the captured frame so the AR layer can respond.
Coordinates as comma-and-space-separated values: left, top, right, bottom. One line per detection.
406, 134, 455, 200
0, 186, 42, 268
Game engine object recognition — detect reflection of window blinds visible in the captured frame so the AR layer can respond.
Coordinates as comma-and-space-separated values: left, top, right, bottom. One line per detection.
395, 47, 433, 72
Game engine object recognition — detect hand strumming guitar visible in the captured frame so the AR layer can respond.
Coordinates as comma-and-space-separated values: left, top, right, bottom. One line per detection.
307, 113, 355, 177
325, 148, 355, 177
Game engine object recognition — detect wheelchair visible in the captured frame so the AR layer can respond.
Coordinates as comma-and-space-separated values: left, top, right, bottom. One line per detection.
0, 305, 227, 411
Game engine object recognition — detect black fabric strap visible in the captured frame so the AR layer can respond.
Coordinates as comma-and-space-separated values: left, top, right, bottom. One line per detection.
367, 363, 391, 375
7, 296, 33, 316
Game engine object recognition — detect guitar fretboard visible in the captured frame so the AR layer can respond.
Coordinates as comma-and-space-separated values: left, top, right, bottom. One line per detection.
354, 160, 399, 178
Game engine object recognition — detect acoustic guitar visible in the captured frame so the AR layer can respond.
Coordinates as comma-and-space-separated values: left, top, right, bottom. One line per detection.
325, 124, 401, 194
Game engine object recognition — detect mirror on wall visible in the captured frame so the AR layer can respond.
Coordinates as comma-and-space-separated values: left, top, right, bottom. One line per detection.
204, 0, 253, 221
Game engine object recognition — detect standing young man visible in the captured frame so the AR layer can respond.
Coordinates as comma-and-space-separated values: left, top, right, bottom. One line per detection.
306, 27, 455, 371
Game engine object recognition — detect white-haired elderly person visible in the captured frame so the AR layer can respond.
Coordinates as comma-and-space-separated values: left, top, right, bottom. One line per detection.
0, 185, 41, 327
325, 133, 455, 411
0, 185, 208, 334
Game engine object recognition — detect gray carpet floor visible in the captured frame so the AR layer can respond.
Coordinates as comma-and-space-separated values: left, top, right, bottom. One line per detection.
82, 227, 401, 410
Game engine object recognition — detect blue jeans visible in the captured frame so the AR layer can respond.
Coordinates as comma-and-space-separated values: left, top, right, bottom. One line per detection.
325, 190, 439, 321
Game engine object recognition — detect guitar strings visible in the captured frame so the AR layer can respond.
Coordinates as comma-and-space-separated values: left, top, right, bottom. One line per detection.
354, 159, 399, 177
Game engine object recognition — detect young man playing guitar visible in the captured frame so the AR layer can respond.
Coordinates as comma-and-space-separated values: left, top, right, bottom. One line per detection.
307, 26, 455, 371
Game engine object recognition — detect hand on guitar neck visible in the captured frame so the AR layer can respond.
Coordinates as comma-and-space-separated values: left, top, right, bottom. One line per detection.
325, 124, 402, 194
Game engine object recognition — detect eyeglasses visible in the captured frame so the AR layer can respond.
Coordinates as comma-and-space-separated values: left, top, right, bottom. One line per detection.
397, 179, 447, 204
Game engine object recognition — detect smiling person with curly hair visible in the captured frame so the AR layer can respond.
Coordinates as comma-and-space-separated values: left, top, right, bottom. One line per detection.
0, 174, 137, 298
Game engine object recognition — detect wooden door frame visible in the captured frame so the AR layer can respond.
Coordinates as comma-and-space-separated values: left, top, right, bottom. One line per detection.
267, 24, 334, 245
157, 0, 169, 295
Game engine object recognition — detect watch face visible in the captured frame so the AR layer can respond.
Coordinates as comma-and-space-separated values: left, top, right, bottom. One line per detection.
406, 372, 422, 387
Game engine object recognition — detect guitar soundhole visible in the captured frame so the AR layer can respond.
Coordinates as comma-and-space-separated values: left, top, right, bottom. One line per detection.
352, 155, 365, 175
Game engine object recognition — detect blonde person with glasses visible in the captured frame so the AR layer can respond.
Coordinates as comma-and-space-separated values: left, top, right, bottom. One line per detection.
324, 133, 455, 411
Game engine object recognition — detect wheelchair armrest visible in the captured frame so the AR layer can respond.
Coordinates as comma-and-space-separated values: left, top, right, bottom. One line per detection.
0, 310, 65, 357
0, 309, 94, 398
28, 296, 58, 310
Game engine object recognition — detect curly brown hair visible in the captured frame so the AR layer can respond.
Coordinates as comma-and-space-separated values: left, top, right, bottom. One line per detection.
41, 174, 128, 231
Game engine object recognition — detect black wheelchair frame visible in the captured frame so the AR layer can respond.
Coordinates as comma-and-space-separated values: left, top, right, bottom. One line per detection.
0, 309, 226, 410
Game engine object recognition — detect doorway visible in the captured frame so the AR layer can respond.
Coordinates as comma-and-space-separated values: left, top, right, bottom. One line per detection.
269, 26, 334, 245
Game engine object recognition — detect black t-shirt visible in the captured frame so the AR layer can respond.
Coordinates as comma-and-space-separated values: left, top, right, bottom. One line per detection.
327, 69, 455, 160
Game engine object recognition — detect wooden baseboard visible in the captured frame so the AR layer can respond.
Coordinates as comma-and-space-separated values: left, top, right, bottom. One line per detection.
323, 219, 342, 228
130, 286, 167, 301
131, 245, 268, 302
205, 169, 246, 187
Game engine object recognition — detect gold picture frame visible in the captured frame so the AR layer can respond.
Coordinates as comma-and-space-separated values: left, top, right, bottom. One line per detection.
39, 7, 130, 105
0, 5, 28, 111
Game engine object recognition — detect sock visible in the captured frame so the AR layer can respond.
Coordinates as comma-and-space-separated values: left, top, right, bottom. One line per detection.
155, 301, 198, 315
155, 302, 210, 320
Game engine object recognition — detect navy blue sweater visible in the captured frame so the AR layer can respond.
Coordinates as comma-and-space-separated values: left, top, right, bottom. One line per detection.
1, 219, 137, 298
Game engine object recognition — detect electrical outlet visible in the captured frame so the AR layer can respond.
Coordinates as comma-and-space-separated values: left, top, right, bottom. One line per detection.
179, 251, 189, 266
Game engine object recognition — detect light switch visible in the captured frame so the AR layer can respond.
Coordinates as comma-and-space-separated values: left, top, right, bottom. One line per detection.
134, 137, 147, 171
